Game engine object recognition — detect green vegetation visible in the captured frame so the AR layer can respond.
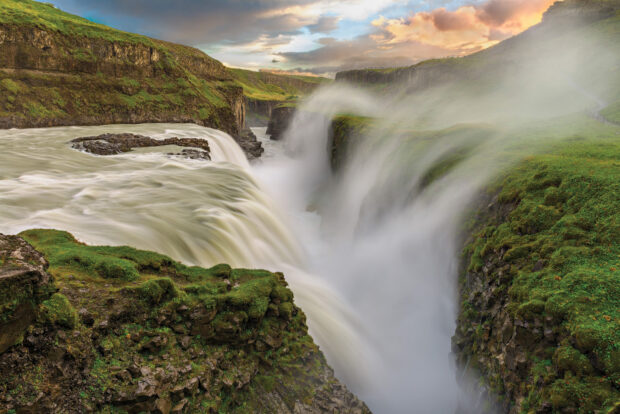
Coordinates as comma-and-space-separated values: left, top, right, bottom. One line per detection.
329, 115, 371, 169
40, 293, 78, 329
0, 0, 156, 45
464, 154, 619, 411
0, 78, 20, 94
230, 68, 329, 102
2, 229, 344, 412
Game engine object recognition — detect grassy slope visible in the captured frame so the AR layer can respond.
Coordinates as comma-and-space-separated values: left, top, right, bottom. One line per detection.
4, 229, 331, 412
0, 0, 240, 131
230, 68, 330, 102
0, 0, 156, 44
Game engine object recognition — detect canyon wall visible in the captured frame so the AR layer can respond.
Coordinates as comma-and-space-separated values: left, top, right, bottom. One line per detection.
0, 1, 244, 136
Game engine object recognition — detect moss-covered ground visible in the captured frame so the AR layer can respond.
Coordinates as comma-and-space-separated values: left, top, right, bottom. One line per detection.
0, 229, 343, 413
459, 115, 620, 412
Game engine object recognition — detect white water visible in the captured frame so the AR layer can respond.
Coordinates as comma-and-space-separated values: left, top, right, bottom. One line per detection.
0, 79, 607, 414
250, 86, 496, 413
0, 118, 515, 413
0, 122, 369, 407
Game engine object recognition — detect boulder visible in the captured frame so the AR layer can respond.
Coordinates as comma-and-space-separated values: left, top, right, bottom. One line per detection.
0, 234, 54, 354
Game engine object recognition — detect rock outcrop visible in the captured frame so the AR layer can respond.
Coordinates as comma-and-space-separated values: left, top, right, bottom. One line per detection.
236, 128, 264, 160
71, 133, 211, 159
0, 234, 54, 354
0, 229, 371, 413
266, 105, 296, 140
245, 98, 279, 127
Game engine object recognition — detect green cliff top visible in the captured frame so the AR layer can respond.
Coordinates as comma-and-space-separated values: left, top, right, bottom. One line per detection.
0, 228, 362, 412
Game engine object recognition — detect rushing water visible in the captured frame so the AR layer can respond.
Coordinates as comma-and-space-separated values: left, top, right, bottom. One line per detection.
1, 81, 586, 413
0, 122, 370, 409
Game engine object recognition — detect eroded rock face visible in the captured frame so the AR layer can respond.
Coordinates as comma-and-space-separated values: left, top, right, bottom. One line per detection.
0, 234, 54, 354
0, 21, 245, 136
266, 106, 296, 140
71, 133, 211, 160
236, 128, 264, 160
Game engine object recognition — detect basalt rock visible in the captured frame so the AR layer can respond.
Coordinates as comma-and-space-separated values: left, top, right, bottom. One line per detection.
235, 128, 264, 160
71, 133, 210, 160
267, 106, 296, 140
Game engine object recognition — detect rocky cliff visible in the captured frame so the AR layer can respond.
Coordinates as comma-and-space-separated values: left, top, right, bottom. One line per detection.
266, 105, 297, 140
0, 0, 244, 136
453, 152, 620, 413
0, 229, 370, 414
230, 68, 329, 128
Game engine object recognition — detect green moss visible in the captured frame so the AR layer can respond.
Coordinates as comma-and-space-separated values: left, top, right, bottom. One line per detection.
8, 228, 332, 411
40, 293, 78, 329
455, 115, 620, 411
0, 78, 20, 94
554, 346, 593, 377
127, 277, 179, 305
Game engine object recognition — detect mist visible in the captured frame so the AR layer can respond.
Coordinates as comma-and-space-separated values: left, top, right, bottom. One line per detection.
253, 9, 619, 413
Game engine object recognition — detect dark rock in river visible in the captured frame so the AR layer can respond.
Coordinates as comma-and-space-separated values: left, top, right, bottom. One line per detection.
71, 133, 211, 160
267, 106, 296, 140
235, 128, 264, 160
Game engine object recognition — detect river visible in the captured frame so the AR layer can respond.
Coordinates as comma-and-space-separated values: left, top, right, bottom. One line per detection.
0, 112, 480, 413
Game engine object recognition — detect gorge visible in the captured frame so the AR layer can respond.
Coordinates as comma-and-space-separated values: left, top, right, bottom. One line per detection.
1, 0, 619, 413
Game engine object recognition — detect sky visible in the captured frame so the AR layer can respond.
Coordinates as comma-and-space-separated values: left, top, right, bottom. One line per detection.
49, 0, 558, 76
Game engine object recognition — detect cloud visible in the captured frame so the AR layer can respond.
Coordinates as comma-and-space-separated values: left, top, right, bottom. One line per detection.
51, 0, 318, 45
50, 0, 558, 75
372, 0, 556, 53
307, 16, 340, 33
276, 0, 556, 75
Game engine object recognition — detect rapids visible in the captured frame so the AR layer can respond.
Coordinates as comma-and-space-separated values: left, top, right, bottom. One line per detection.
0, 122, 370, 410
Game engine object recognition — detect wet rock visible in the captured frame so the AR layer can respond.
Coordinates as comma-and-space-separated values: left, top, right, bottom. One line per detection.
140, 335, 169, 353
79, 308, 95, 326
180, 336, 192, 350
266, 106, 295, 140
168, 148, 210, 160
71, 133, 211, 159
115, 369, 133, 382
234, 128, 264, 160
135, 378, 158, 399
155, 397, 172, 414
171, 398, 188, 414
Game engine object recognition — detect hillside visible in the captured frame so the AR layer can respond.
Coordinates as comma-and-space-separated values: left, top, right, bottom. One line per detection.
0, 0, 244, 135
230, 68, 330, 126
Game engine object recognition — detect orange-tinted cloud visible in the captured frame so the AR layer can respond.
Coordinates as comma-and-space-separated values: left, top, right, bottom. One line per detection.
372, 0, 557, 55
